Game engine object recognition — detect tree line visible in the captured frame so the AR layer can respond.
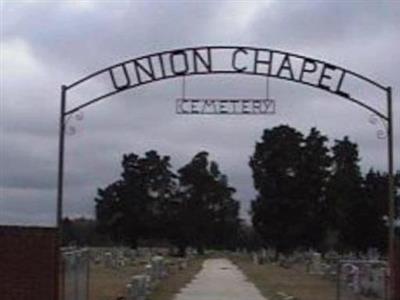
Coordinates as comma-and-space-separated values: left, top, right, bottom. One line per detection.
94, 151, 240, 255
63, 124, 398, 255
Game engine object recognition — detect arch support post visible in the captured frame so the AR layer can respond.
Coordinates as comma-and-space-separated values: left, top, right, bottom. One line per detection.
57, 85, 67, 231
387, 87, 398, 300
56, 85, 67, 300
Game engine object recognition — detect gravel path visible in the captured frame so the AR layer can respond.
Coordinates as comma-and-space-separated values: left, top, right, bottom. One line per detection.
174, 258, 268, 300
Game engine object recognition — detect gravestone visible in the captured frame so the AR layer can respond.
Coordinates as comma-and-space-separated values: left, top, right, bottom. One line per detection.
127, 275, 147, 300
252, 252, 260, 265
309, 252, 324, 275
104, 252, 113, 268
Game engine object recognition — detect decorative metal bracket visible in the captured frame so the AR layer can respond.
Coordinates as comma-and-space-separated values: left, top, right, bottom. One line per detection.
369, 113, 388, 140
64, 111, 84, 136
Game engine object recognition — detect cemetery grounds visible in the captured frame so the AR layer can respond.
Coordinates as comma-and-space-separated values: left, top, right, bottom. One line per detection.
81, 248, 385, 300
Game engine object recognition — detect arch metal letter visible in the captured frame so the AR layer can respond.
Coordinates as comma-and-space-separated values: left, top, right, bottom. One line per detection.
232, 48, 248, 72
192, 48, 212, 73
170, 50, 189, 75
109, 64, 131, 90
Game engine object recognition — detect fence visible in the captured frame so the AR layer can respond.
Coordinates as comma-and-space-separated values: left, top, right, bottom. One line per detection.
61, 247, 90, 300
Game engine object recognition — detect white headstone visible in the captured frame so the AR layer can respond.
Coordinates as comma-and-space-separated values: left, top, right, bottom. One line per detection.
309, 252, 324, 275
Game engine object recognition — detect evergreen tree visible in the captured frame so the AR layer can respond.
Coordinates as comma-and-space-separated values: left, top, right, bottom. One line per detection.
94, 150, 240, 253
361, 170, 400, 251
250, 126, 398, 253
297, 128, 331, 249
178, 151, 240, 254
95, 180, 127, 244
250, 125, 305, 252
362, 169, 389, 251
95, 150, 177, 247
326, 136, 364, 250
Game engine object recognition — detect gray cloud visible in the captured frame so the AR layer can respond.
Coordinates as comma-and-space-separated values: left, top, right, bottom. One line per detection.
1, 0, 399, 226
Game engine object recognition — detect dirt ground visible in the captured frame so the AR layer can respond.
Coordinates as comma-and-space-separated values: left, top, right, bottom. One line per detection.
231, 255, 378, 300
89, 261, 145, 300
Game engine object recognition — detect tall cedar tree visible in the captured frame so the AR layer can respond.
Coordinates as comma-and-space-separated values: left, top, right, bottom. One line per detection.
362, 170, 400, 251
297, 128, 331, 249
362, 169, 389, 251
326, 137, 364, 251
178, 151, 240, 254
95, 150, 177, 247
250, 125, 305, 252
250, 126, 331, 252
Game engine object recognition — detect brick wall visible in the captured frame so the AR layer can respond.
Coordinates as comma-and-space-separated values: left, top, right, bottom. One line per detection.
393, 239, 400, 300
0, 226, 59, 300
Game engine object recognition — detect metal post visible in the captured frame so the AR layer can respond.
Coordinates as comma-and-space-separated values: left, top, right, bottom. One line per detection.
182, 75, 186, 100
74, 256, 79, 300
57, 85, 67, 300
57, 85, 67, 230
86, 249, 90, 300
386, 87, 395, 300
336, 262, 341, 300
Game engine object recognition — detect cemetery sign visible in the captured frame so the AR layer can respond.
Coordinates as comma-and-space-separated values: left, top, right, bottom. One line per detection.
107, 47, 348, 96
65, 46, 388, 120
175, 98, 275, 115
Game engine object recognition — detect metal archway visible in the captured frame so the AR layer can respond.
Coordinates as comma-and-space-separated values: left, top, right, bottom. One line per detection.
57, 46, 396, 298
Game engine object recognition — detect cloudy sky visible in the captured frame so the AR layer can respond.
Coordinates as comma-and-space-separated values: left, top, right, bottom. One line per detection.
1, 0, 399, 226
